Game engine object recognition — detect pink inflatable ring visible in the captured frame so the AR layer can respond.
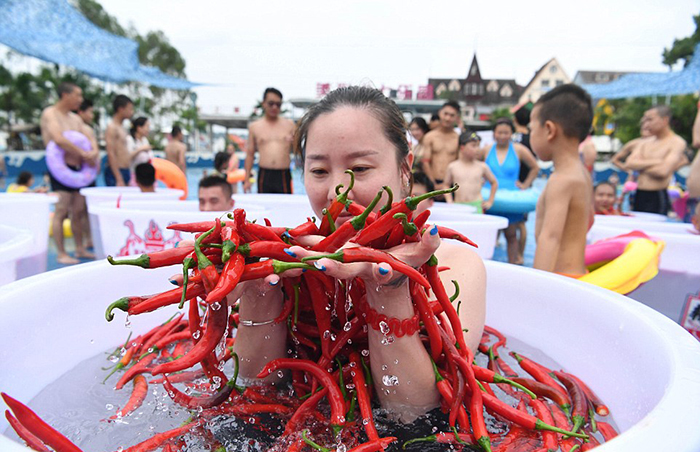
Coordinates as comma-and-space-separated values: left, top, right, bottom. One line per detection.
46, 130, 98, 189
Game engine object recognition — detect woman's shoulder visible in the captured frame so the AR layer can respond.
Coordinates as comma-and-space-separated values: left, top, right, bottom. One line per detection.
435, 240, 485, 278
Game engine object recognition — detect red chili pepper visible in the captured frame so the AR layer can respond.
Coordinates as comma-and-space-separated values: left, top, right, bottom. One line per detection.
596, 421, 618, 441
139, 315, 185, 356
427, 224, 478, 248
431, 359, 471, 432
153, 330, 191, 352
107, 245, 195, 269
288, 218, 320, 237
162, 376, 233, 409
304, 273, 333, 360
115, 352, 157, 390
319, 170, 355, 236
303, 246, 430, 288
347, 437, 397, 452
237, 241, 298, 261
312, 189, 384, 252
122, 420, 202, 452
471, 366, 536, 398
553, 371, 588, 433
240, 259, 314, 281
567, 373, 609, 417
425, 256, 469, 355
4, 410, 51, 452
167, 220, 227, 233
510, 352, 570, 403
409, 281, 443, 362
150, 304, 229, 376
220, 225, 240, 263
106, 284, 205, 321
206, 253, 245, 304
530, 398, 558, 451
283, 387, 328, 435
349, 351, 379, 441
2, 392, 83, 452
194, 226, 220, 293
286, 437, 305, 452
275, 280, 298, 324
243, 221, 286, 243
549, 402, 574, 439
257, 359, 346, 430
509, 377, 571, 410
110, 375, 148, 419
403, 431, 475, 449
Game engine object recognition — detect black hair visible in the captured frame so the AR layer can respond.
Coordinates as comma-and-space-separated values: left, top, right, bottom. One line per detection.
650, 105, 672, 120
459, 130, 481, 146
294, 86, 413, 191
409, 117, 430, 135
112, 94, 133, 114
412, 171, 435, 193
536, 84, 593, 142
57, 82, 78, 99
17, 171, 33, 186
594, 181, 616, 192
199, 175, 233, 199
440, 100, 461, 114
214, 151, 231, 172
263, 87, 283, 101
78, 99, 93, 112
430, 113, 440, 122
493, 117, 515, 133
514, 106, 531, 127
130, 117, 149, 139
135, 163, 156, 187
171, 125, 182, 137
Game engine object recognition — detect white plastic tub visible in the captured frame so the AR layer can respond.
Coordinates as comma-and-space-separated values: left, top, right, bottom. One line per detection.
89, 200, 269, 259
428, 202, 477, 216
0, 193, 56, 279
593, 212, 668, 225
80, 187, 186, 260
0, 225, 33, 286
1, 261, 700, 451
232, 193, 315, 227
431, 214, 509, 259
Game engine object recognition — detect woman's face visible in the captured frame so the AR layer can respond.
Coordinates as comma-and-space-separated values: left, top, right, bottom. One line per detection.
494, 124, 513, 146
303, 107, 408, 225
594, 184, 616, 212
409, 123, 425, 142
140, 120, 150, 136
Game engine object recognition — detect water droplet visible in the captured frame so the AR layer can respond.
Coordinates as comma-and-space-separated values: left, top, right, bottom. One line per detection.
394, 359, 399, 365
323, 330, 331, 339
337, 444, 347, 452
105, 403, 114, 410
343, 322, 352, 332
346, 383, 355, 390
432, 426, 439, 433
192, 330, 201, 340
361, 349, 370, 357
211, 301, 221, 311
249, 417, 256, 424
124, 316, 131, 328
330, 333, 337, 341
381, 364, 388, 371
347, 339, 352, 345
264, 335, 270, 340
277, 371, 284, 378
108, 354, 119, 363
379, 321, 390, 335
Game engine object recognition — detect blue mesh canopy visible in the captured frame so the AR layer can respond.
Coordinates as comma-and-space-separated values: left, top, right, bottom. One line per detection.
583, 44, 700, 99
0, 0, 199, 89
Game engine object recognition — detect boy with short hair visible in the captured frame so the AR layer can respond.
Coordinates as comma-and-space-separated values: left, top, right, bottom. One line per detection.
444, 132, 498, 214
532, 84, 593, 275
134, 163, 156, 193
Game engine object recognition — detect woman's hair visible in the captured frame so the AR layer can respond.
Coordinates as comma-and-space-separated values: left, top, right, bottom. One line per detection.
493, 117, 515, 133
409, 117, 430, 136
294, 86, 412, 189
130, 117, 149, 138
214, 151, 231, 172
17, 171, 33, 186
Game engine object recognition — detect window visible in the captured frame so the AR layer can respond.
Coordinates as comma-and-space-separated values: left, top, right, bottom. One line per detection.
500, 84, 513, 97
555, 80, 564, 86
448, 79, 461, 91
549, 65, 558, 74
487, 80, 499, 92
472, 84, 479, 95
541, 79, 550, 88
436, 83, 447, 96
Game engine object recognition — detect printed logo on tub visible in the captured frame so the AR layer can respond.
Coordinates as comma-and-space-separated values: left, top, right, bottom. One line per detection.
680, 291, 700, 341
118, 219, 182, 257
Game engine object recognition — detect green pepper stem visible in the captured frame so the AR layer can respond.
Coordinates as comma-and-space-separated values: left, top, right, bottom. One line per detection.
322, 208, 336, 233
431, 358, 444, 382
350, 189, 384, 230
336, 358, 347, 400
477, 436, 493, 452
402, 436, 437, 449
272, 260, 317, 273
337, 169, 355, 204
106, 297, 129, 321
379, 185, 394, 215
179, 257, 195, 309
491, 374, 537, 399
107, 254, 149, 268
227, 352, 246, 393
535, 419, 589, 439
449, 280, 460, 302
194, 225, 216, 270
346, 391, 357, 422
405, 184, 459, 210
302, 429, 332, 452
300, 251, 343, 263
393, 213, 418, 236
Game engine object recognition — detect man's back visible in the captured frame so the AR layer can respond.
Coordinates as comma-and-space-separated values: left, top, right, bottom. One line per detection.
164, 140, 187, 173
423, 129, 459, 181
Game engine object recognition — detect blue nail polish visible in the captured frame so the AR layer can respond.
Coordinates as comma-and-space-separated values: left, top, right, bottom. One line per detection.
269, 280, 279, 286
284, 248, 297, 258
174, 241, 180, 248
169, 279, 178, 285
314, 261, 326, 271
430, 225, 438, 236
302, 268, 307, 273
378, 267, 389, 275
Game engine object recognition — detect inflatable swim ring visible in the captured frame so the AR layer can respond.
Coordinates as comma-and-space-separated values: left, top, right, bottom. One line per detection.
227, 168, 246, 184
46, 130, 98, 189
481, 187, 540, 214
623, 181, 637, 193
150, 158, 187, 200
580, 230, 664, 294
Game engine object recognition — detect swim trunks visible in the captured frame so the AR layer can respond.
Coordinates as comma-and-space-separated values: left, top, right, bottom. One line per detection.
632, 189, 669, 215
459, 200, 483, 214
433, 178, 446, 202
49, 164, 97, 192
257, 168, 293, 194
104, 167, 131, 187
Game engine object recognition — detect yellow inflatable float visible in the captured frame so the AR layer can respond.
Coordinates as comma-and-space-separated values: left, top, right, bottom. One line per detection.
48, 213, 73, 238
580, 231, 665, 294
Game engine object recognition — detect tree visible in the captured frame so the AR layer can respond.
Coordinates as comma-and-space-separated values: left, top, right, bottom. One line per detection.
663, 13, 700, 68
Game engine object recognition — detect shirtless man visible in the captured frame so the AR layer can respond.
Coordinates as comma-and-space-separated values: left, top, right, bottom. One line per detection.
40, 82, 99, 264
104, 94, 134, 186
244, 88, 295, 194
164, 125, 187, 174
624, 106, 688, 215
75, 98, 100, 249
684, 104, 700, 222
421, 101, 460, 192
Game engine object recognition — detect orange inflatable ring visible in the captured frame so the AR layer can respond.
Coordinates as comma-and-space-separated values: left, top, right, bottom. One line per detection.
227, 168, 246, 184
151, 158, 188, 200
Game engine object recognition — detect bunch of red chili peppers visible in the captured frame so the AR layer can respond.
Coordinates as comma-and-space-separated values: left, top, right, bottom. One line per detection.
2, 171, 618, 452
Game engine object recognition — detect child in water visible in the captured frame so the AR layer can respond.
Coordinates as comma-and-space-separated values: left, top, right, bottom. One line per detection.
6, 171, 48, 193
443, 132, 498, 213
593, 181, 621, 215
532, 84, 593, 276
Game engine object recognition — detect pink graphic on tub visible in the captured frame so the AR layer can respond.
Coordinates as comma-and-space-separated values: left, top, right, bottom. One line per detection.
118, 219, 183, 256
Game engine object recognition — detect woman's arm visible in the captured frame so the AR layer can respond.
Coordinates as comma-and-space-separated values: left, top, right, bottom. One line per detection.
516, 144, 539, 189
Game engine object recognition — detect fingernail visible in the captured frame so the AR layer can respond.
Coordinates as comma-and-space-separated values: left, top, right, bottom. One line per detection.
430, 225, 438, 236
174, 241, 180, 248
284, 248, 297, 258
378, 267, 389, 275
302, 268, 307, 273
169, 279, 178, 285
314, 261, 326, 271
269, 280, 279, 286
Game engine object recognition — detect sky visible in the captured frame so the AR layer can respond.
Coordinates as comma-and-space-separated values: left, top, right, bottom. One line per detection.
96, 0, 699, 116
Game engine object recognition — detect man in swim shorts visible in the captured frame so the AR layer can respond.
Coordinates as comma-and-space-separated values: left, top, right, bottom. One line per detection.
421, 101, 461, 199
75, 98, 99, 250
625, 106, 688, 215
164, 125, 187, 174
198, 175, 235, 212
40, 82, 99, 264
244, 88, 295, 194
105, 94, 134, 186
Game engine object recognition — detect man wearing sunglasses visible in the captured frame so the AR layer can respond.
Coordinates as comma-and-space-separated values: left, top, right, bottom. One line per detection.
244, 87, 295, 194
